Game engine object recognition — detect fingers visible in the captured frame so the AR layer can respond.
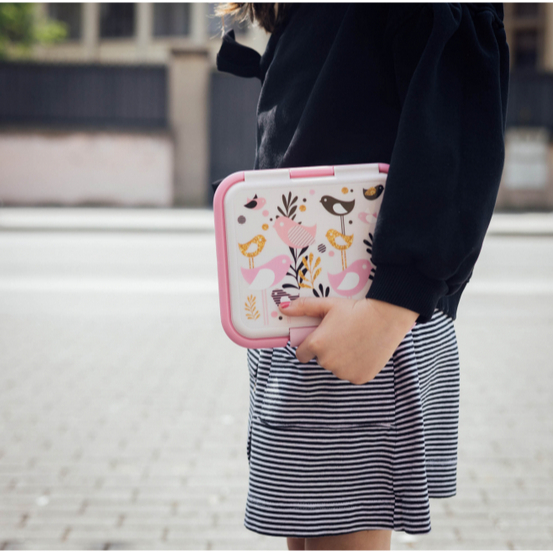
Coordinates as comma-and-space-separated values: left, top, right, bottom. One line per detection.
279, 297, 335, 363
279, 296, 333, 319
295, 333, 319, 363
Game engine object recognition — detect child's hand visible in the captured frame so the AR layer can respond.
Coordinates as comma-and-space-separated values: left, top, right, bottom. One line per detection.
279, 297, 418, 385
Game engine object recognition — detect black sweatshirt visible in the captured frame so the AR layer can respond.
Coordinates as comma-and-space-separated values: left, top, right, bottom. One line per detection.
216, 3, 509, 324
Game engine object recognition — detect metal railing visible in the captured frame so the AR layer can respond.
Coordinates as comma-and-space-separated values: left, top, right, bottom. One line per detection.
0, 62, 167, 129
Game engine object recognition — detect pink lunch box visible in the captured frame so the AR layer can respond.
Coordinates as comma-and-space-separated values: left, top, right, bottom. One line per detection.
213, 163, 389, 348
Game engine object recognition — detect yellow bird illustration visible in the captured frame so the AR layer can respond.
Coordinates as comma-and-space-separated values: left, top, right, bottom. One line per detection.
326, 229, 354, 270
239, 234, 267, 268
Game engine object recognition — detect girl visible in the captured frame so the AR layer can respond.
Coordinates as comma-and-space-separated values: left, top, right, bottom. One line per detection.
215, 3, 509, 550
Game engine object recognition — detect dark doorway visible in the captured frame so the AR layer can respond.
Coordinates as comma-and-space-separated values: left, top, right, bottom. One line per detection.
208, 71, 260, 206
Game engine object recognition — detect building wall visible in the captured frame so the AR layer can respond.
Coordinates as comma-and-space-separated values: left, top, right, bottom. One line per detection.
0, 130, 174, 207
32, 3, 269, 66
1, 3, 270, 208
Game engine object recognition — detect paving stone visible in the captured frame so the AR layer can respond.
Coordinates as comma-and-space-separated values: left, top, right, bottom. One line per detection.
66, 526, 165, 542
0, 523, 65, 541
509, 539, 553, 550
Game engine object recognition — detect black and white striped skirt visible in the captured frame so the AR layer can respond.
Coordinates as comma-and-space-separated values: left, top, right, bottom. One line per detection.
244, 309, 460, 537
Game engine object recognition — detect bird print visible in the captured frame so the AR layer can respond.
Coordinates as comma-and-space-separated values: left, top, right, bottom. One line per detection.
326, 229, 354, 250
320, 195, 356, 267
240, 255, 292, 290
244, 194, 267, 210
328, 259, 372, 298
363, 185, 384, 201
238, 234, 267, 269
241, 255, 292, 325
320, 196, 356, 218
326, 229, 354, 270
274, 217, 317, 249
358, 211, 378, 225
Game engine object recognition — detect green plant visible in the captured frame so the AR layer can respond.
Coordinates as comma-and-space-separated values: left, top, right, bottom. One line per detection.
0, 3, 67, 60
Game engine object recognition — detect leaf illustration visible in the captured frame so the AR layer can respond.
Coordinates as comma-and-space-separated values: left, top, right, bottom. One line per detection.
298, 253, 322, 289
363, 231, 375, 256
313, 282, 330, 298
279, 192, 300, 219
244, 294, 260, 320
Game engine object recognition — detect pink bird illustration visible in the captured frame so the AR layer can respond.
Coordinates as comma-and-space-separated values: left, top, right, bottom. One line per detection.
328, 259, 372, 298
358, 211, 378, 225
244, 194, 267, 210
274, 217, 317, 249
241, 254, 292, 325
241, 255, 291, 290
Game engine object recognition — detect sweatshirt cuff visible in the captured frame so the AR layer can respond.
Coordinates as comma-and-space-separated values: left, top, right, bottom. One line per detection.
365, 264, 449, 324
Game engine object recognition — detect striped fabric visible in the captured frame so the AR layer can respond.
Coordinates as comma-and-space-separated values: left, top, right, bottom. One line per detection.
244, 309, 460, 537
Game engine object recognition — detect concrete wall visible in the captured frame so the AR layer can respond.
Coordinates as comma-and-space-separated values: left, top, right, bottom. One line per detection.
169, 48, 210, 207
0, 130, 173, 207
496, 141, 553, 211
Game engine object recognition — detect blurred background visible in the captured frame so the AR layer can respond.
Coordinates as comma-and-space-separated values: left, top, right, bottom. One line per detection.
0, 2, 552, 551
0, 1, 262, 208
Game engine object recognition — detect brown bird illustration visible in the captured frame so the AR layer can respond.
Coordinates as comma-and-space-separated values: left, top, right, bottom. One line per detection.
363, 185, 384, 201
238, 234, 267, 269
320, 195, 355, 235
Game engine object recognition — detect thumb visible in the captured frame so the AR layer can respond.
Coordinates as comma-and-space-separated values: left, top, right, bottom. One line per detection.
279, 296, 334, 318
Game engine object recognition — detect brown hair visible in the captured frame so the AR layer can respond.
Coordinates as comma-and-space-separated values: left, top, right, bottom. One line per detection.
214, 3, 292, 34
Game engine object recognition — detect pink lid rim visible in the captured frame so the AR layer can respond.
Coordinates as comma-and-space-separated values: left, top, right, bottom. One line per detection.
213, 170, 290, 348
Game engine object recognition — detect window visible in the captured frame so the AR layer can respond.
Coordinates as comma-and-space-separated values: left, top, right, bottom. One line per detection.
513, 3, 540, 18
207, 3, 248, 38
153, 4, 191, 37
513, 29, 539, 70
505, 3, 545, 71
100, 3, 135, 38
48, 3, 82, 40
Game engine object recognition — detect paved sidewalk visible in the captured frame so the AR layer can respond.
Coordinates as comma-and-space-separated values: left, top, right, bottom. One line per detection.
0, 225, 552, 550
1, 207, 553, 235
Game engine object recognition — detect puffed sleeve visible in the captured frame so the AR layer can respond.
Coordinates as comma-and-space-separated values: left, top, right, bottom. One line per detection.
365, 3, 510, 323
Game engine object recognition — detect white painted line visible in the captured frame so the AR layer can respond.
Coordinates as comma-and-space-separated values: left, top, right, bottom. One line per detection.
466, 281, 553, 294
487, 213, 553, 235
0, 208, 215, 232
0, 278, 219, 294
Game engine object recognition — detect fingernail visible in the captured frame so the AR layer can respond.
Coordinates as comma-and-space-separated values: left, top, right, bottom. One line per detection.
280, 301, 291, 309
